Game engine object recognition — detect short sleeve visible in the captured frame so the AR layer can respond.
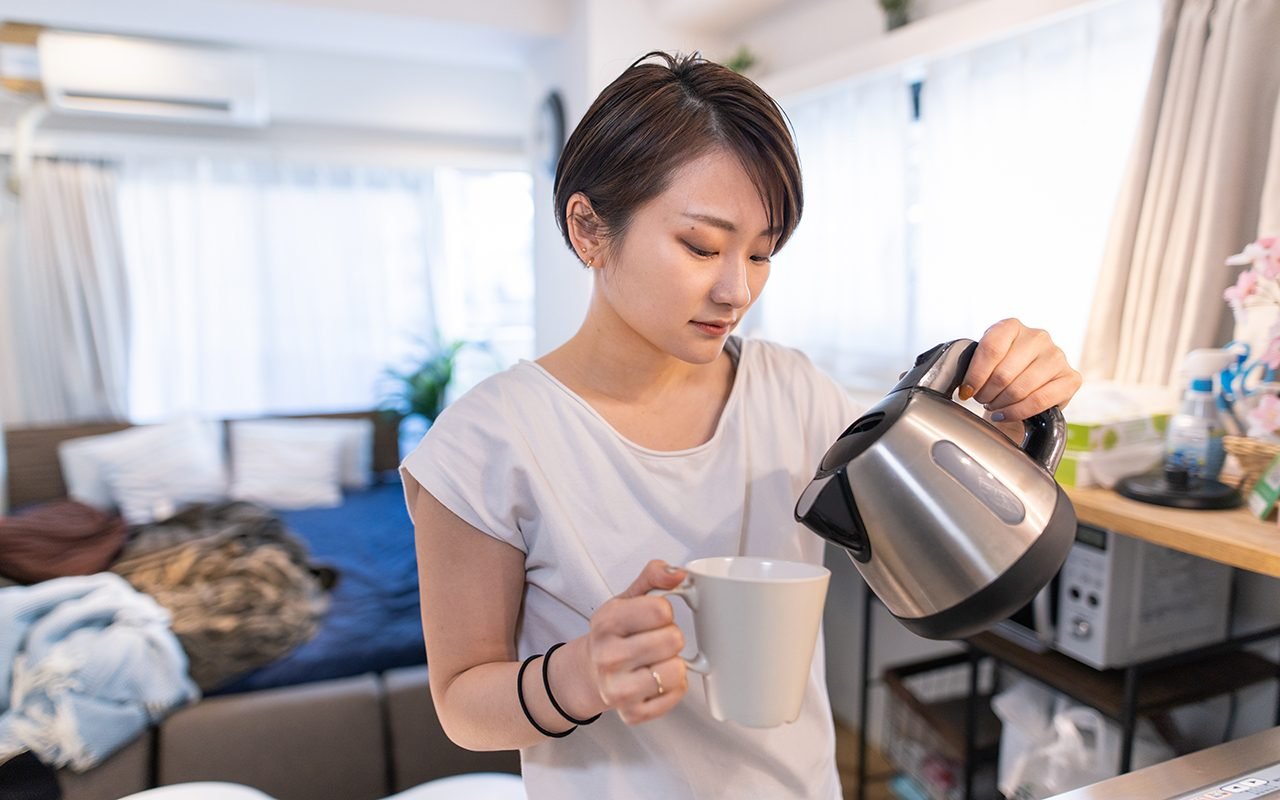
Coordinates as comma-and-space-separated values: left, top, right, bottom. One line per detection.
399, 382, 532, 553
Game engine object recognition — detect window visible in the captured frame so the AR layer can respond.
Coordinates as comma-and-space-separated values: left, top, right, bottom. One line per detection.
117, 159, 533, 422
760, 0, 1160, 389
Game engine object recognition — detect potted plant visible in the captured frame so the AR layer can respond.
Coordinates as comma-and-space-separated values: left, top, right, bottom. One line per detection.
880, 0, 911, 31
382, 340, 465, 453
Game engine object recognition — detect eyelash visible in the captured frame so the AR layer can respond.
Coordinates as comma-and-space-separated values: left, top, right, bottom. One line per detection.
683, 241, 771, 263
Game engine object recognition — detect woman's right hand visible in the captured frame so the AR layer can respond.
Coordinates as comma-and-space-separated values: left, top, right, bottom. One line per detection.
586, 559, 690, 724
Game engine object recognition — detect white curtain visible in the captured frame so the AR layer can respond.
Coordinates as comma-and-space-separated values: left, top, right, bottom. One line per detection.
916, 0, 1159, 367
0, 158, 131, 425
763, 0, 1158, 388
763, 71, 912, 389
1081, 0, 1280, 384
117, 159, 535, 422
117, 159, 444, 422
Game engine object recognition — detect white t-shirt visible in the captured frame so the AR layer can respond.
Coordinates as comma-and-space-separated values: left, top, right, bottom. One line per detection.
401, 337, 862, 800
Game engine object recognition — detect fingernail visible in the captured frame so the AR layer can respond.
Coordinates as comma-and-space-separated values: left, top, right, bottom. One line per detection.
990, 411, 1006, 422
958, 384, 975, 401
664, 565, 682, 574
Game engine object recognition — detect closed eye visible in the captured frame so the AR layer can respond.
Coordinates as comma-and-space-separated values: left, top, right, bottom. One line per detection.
683, 241, 716, 258
751, 254, 772, 264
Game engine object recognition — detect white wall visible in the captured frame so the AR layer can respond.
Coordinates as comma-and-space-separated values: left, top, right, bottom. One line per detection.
525, 0, 730, 355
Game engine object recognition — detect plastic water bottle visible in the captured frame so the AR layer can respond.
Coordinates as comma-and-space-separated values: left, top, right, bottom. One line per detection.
1165, 350, 1232, 480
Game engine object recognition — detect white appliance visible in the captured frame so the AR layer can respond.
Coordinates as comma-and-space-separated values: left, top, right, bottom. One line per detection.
994, 523, 1233, 669
36, 30, 268, 126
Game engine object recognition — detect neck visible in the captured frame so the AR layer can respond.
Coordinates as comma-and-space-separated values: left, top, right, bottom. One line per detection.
541, 292, 723, 405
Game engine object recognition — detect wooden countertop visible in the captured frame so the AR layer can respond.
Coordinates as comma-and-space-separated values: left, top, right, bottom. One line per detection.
1064, 485, 1280, 578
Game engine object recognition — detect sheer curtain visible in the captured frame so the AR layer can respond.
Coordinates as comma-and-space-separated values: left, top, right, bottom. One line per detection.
762, 0, 1159, 386
762, 72, 912, 389
915, 0, 1159, 365
117, 159, 535, 422
0, 158, 131, 424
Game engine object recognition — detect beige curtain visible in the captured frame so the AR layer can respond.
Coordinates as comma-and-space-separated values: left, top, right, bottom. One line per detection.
1261, 95, 1280, 234
1080, 0, 1280, 384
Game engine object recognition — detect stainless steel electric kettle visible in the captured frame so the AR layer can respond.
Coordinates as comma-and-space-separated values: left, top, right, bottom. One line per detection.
795, 339, 1076, 640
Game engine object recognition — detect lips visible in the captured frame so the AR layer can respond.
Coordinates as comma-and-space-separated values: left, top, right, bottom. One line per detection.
691, 319, 734, 336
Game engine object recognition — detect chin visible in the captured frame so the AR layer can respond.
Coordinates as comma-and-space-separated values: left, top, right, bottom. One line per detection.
670, 336, 727, 365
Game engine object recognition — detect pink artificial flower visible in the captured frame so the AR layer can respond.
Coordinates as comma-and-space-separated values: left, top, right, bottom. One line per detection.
1224, 269, 1259, 308
1247, 394, 1280, 438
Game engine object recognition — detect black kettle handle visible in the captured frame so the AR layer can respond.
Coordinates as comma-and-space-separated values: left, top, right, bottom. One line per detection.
902, 339, 1069, 474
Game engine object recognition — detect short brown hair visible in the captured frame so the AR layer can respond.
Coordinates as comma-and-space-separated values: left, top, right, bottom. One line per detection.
554, 51, 803, 258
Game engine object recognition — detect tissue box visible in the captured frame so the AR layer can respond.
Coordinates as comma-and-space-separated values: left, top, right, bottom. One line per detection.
1061, 382, 1174, 455
1056, 440, 1165, 488
1065, 414, 1169, 454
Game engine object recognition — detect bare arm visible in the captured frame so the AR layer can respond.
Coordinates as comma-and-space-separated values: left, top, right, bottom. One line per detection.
409, 475, 689, 751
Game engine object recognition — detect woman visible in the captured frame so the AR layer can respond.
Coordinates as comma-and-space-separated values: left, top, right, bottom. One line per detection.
402, 51, 1081, 798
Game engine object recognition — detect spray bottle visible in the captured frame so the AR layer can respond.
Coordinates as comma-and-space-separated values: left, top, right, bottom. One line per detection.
1165, 348, 1235, 480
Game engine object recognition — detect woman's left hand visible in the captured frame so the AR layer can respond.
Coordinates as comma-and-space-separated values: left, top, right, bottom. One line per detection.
959, 318, 1082, 422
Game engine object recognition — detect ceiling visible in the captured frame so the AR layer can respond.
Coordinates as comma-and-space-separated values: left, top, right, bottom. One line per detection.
0, 0, 814, 68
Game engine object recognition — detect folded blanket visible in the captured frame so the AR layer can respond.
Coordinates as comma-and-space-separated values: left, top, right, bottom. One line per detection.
0, 573, 199, 771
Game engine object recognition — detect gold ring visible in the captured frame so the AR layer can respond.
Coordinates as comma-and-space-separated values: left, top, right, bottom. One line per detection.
651, 669, 665, 697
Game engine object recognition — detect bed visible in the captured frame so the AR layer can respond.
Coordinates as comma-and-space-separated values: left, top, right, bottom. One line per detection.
1, 411, 518, 800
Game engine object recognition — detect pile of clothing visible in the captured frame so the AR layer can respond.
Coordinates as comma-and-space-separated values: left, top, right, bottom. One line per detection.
0, 499, 331, 773
111, 501, 333, 691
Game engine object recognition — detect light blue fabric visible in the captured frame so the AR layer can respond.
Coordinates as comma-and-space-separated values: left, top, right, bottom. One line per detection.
0, 573, 200, 770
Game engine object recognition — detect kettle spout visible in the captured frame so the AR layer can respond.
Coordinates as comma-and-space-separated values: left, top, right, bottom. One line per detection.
795, 470, 870, 563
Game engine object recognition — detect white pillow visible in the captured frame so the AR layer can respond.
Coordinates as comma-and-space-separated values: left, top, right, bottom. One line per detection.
228, 422, 345, 510
61, 418, 229, 524
229, 418, 374, 489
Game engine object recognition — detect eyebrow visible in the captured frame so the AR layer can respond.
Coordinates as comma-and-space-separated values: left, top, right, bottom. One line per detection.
682, 212, 780, 238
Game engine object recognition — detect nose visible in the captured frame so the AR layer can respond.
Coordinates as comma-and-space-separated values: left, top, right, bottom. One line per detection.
709, 256, 751, 309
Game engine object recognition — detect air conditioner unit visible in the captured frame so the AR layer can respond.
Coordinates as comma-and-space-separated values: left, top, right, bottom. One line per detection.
37, 30, 269, 126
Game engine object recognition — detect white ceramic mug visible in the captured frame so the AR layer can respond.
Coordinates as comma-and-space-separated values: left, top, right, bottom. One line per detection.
653, 556, 831, 728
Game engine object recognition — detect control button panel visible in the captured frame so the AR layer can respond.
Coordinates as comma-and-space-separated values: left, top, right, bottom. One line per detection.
1172, 762, 1280, 799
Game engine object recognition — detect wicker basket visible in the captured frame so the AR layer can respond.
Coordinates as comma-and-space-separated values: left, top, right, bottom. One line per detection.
1224, 435, 1280, 493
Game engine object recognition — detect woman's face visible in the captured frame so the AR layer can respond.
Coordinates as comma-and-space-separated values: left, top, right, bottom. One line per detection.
597, 148, 778, 365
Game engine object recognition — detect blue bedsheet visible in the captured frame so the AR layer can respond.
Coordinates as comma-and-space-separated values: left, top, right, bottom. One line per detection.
212, 480, 425, 695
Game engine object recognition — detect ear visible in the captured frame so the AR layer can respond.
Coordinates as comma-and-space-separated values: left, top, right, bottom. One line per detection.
565, 192, 605, 267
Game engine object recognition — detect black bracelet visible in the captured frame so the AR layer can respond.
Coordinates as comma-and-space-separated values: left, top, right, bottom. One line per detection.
517, 653, 575, 738
543, 642, 602, 726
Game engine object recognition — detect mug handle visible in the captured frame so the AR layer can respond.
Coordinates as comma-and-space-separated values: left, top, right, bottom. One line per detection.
648, 581, 710, 674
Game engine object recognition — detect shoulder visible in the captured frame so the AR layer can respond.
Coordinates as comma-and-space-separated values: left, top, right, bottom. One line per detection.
740, 337, 837, 396
402, 362, 552, 471
428, 362, 546, 431
739, 336, 866, 440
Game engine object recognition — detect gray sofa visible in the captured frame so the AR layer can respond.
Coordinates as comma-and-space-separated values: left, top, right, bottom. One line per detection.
56, 666, 520, 800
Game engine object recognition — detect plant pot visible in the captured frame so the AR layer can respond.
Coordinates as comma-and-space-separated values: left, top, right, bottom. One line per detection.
885, 8, 910, 30
399, 414, 431, 459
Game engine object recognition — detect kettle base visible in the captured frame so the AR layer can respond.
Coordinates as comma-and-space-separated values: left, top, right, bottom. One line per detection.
1115, 471, 1243, 510
889, 485, 1077, 641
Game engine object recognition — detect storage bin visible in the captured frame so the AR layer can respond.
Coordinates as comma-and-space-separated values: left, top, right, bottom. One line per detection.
881, 653, 1001, 800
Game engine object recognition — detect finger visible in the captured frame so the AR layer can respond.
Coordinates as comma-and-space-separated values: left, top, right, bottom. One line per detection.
984, 353, 1064, 412
961, 319, 1022, 401
972, 327, 1050, 407
616, 657, 688, 725
592, 624, 685, 675
985, 374, 1081, 422
617, 559, 686, 600
595, 595, 677, 637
